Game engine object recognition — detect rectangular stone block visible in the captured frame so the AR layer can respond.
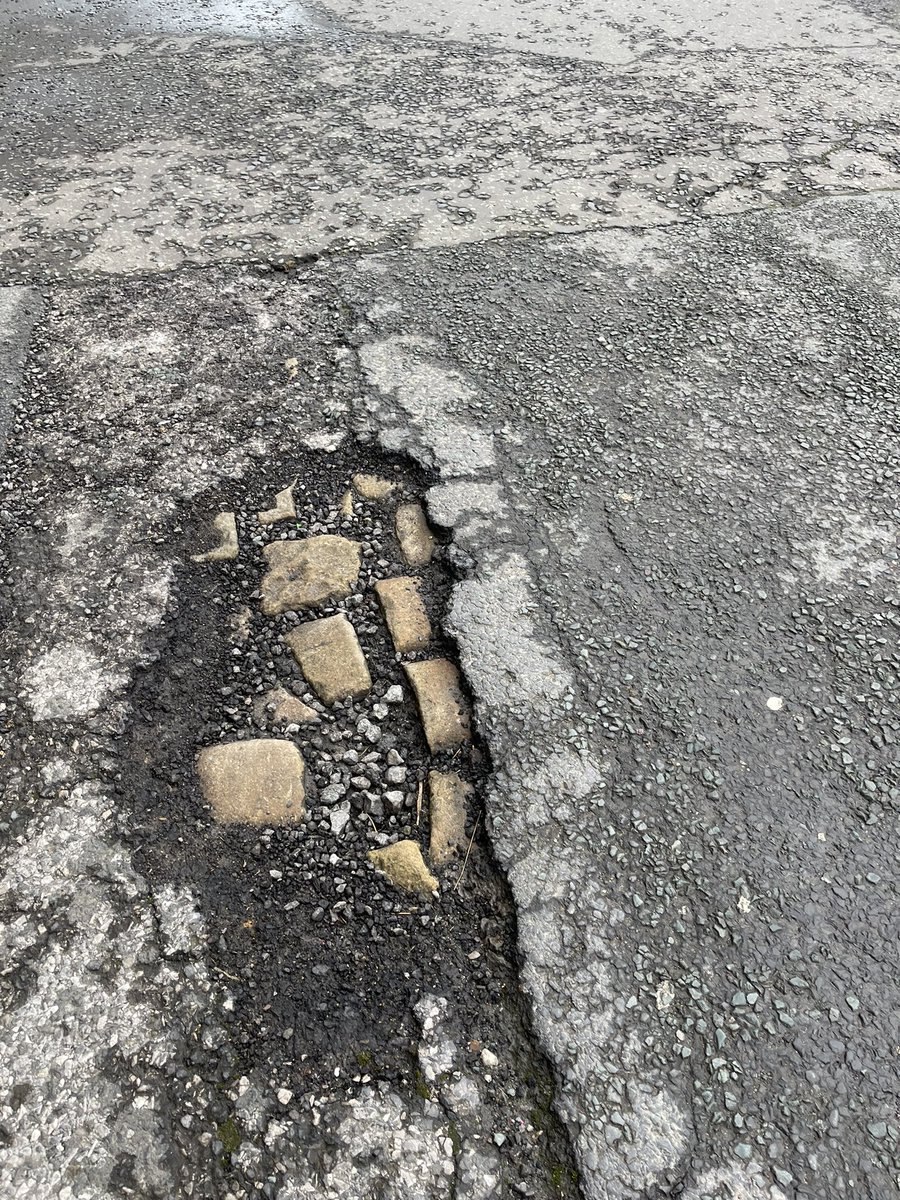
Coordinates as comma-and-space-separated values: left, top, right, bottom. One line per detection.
429, 770, 472, 866
404, 658, 471, 752
196, 738, 307, 824
285, 614, 372, 705
395, 502, 436, 567
260, 535, 360, 615
374, 576, 432, 654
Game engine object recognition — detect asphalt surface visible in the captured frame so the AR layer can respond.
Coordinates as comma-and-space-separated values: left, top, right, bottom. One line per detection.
1, 0, 899, 1198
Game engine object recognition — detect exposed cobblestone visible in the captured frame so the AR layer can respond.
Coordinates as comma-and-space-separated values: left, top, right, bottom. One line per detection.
257, 484, 296, 526
285, 614, 372, 704
375, 576, 433, 654
368, 840, 438, 895
429, 771, 471, 867
260, 535, 360, 616
191, 511, 238, 563
405, 659, 471, 752
196, 738, 308, 824
396, 502, 436, 567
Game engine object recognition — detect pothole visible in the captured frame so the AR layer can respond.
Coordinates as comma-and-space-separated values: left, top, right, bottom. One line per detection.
121, 440, 581, 1199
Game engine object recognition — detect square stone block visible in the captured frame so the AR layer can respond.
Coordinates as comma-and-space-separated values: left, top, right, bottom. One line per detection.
196, 738, 307, 824
260, 535, 360, 615
285, 614, 372, 705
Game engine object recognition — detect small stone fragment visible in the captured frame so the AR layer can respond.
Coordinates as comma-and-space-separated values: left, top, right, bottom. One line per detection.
258, 484, 296, 526
368, 840, 438, 895
285, 614, 372, 705
330, 801, 351, 836
196, 739, 307, 824
260, 535, 360, 615
256, 685, 319, 727
192, 512, 238, 563
352, 473, 396, 501
395, 503, 436, 567
340, 489, 354, 518
374, 576, 432, 653
429, 770, 471, 866
404, 659, 471, 752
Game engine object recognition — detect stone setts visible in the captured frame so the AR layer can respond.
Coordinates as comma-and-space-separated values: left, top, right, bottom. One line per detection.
257, 484, 296, 526
256, 685, 319, 727
429, 771, 471, 866
374, 576, 432, 654
260, 534, 360, 615
191, 511, 239, 563
395, 502, 436, 567
404, 659, 471, 752
196, 738, 308, 824
352, 473, 396, 501
285, 614, 372, 705
368, 840, 438, 895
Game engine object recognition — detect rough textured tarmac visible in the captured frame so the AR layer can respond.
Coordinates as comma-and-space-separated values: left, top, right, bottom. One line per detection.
1, 0, 899, 1198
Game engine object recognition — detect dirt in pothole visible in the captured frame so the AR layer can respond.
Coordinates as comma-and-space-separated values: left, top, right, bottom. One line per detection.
120, 440, 581, 1198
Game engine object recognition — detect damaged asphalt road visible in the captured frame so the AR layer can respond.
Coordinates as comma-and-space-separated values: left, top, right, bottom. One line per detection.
1, 0, 899, 1198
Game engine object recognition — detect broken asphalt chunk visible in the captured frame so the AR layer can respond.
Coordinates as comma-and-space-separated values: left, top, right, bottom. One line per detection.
284, 614, 372, 705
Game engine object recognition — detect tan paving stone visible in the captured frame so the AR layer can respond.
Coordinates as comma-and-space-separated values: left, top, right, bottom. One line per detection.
429, 771, 472, 867
395, 502, 436, 567
196, 738, 307, 824
352, 472, 397, 501
340, 489, 354, 519
191, 511, 238, 563
404, 658, 471, 752
255, 685, 319, 728
260, 534, 360, 615
368, 840, 438, 895
285, 614, 372, 705
257, 484, 296, 526
374, 576, 432, 654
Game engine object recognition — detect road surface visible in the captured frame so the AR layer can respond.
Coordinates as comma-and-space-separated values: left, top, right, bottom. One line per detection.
1, 0, 898, 1198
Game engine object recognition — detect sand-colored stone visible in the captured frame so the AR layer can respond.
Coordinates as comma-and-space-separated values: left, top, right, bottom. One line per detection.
258, 484, 296, 526
196, 738, 307, 824
404, 658, 471, 752
395, 503, 436, 567
285, 614, 372, 705
256, 685, 319, 727
368, 840, 438, 895
353, 473, 397, 501
192, 511, 238, 563
429, 771, 472, 867
340, 489, 354, 519
374, 576, 432, 654
260, 535, 360, 615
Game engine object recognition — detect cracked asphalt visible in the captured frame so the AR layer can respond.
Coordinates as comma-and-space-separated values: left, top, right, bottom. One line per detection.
1, 0, 899, 1198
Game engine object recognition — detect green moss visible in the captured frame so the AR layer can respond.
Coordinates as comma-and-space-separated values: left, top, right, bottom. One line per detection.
217, 1117, 241, 1159
356, 1050, 373, 1069
447, 1121, 462, 1156
414, 1069, 433, 1101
